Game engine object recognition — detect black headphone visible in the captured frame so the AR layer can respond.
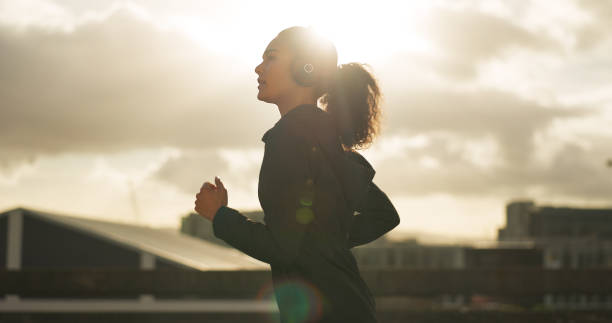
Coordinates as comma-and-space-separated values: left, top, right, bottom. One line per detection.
291, 55, 316, 87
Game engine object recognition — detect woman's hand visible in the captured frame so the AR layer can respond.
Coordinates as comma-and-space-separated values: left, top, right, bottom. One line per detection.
194, 176, 228, 221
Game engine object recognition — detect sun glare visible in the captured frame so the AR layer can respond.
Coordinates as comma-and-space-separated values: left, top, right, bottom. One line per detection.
169, 1, 434, 65
287, 1, 434, 63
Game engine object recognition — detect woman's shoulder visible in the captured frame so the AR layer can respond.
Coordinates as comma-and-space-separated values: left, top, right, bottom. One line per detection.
345, 150, 373, 170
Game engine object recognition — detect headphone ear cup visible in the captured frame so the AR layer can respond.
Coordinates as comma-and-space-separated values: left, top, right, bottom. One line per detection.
291, 56, 316, 87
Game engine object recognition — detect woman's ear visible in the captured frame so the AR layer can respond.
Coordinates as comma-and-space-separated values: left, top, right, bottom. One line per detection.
290, 55, 317, 87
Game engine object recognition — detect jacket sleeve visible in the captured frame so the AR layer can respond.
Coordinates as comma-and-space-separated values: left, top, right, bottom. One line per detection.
347, 181, 400, 248
212, 131, 315, 267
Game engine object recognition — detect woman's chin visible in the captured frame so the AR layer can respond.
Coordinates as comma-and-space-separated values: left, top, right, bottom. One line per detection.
257, 91, 271, 102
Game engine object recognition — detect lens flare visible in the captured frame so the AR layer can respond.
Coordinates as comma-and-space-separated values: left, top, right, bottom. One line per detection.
256, 278, 324, 323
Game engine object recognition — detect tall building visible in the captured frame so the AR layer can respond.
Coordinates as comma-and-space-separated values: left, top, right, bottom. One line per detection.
497, 200, 612, 268
499, 200, 612, 240
498, 200, 535, 240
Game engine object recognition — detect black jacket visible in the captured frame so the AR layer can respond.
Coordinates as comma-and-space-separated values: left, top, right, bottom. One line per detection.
213, 103, 400, 322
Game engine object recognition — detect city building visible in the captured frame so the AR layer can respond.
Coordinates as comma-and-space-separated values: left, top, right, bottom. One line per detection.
0, 207, 267, 271
463, 246, 542, 268
0, 207, 273, 315
352, 238, 466, 269
182, 210, 468, 269
497, 200, 612, 269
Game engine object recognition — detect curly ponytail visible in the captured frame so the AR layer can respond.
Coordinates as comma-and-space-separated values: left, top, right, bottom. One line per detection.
320, 62, 383, 151
275, 26, 384, 151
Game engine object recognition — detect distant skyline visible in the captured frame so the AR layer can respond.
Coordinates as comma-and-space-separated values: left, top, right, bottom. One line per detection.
1, 0, 611, 241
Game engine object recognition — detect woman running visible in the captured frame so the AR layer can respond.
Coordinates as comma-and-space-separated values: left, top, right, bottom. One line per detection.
195, 25, 400, 323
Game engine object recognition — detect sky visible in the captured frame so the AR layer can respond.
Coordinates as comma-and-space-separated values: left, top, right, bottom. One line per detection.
1, 0, 611, 244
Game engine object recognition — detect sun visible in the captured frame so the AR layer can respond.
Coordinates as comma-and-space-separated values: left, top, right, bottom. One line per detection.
295, 1, 434, 63
167, 1, 434, 67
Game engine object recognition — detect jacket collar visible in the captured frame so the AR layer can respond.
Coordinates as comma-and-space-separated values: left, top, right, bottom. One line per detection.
261, 103, 320, 143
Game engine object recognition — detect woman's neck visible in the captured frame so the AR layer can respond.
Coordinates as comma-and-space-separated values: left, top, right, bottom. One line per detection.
276, 93, 317, 117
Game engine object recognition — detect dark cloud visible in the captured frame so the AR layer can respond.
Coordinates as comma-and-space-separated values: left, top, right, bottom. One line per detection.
383, 88, 592, 165
152, 149, 229, 194
367, 85, 612, 201
523, 138, 612, 200
374, 132, 612, 201
0, 7, 268, 167
0, 148, 39, 175
575, 0, 612, 50
424, 8, 561, 78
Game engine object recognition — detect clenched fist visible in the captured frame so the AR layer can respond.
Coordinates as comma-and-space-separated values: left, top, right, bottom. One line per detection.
194, 176, 228, 221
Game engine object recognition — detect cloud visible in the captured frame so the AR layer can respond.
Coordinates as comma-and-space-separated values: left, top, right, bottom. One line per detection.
364, 84, 612, 201
1, 0, 610, 211
423, 7, 561, 78
0, 148, 39, 185
0, 5, 266, 168
0, 0, 73, 29
575, 0, 612, 50
149, 147, 265, 212
372, 131, 612, 201
383, 88, 592, 165
153, 149, 230, 194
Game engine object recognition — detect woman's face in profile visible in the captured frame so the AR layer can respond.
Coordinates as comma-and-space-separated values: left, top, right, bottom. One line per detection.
254, 38, 295, 104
